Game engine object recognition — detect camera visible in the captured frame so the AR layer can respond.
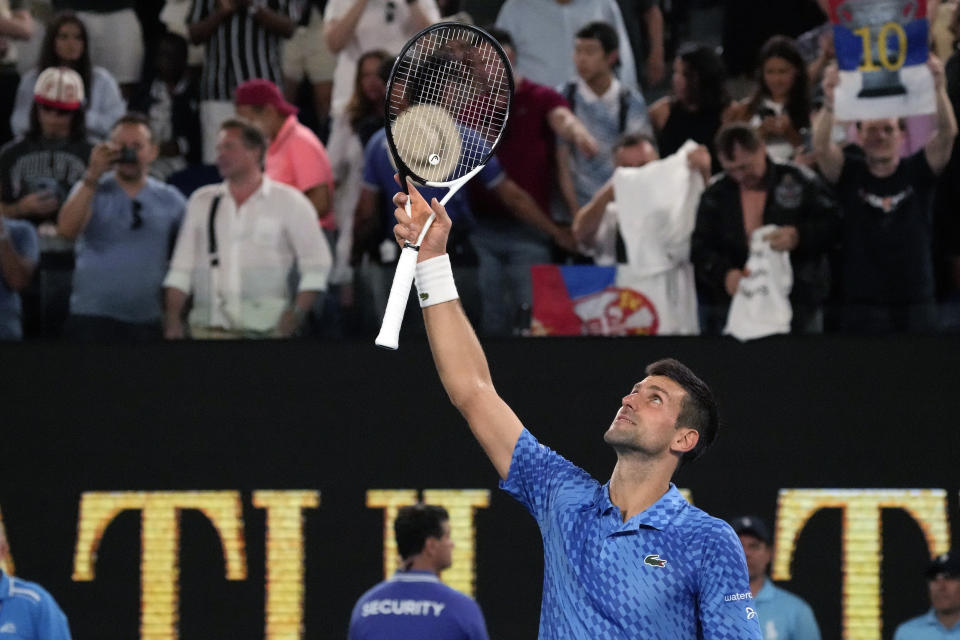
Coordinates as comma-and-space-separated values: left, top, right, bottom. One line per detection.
117, 146, 138, 164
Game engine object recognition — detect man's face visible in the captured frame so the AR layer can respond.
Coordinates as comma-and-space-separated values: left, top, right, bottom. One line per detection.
603, 375, 691, 457
574, 38, 615, 83
111, 123, 156, 181
738, 534, 772, 582
929, 574, 960, 616
859, 118, 903, 163
235, 104, 281, 140
431, 521, 454, 572
215, 128, 260, 180
718, 143, 767, 189
615, 141, 659, 168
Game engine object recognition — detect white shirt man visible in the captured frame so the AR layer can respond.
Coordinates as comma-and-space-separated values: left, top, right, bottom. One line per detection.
163, 119, 332, 338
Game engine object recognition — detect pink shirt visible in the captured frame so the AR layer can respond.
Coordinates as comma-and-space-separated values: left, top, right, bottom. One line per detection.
266, 115, 336, 230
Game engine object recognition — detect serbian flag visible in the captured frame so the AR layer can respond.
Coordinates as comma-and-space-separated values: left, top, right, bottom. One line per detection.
829, 0, 934, 119
531, 265, 663, 336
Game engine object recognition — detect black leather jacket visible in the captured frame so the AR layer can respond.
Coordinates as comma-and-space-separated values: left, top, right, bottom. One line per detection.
691, 158, 841, 306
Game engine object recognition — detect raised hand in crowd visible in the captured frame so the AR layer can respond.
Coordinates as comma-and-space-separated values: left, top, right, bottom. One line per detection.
686, 144, 712, 181
85, 142, 121, 184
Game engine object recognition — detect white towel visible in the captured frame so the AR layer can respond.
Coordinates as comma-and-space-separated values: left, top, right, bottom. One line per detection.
723, 224, 794, 341
585, 139, 704, 335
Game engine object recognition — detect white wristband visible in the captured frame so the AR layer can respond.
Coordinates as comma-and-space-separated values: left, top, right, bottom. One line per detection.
415, 254, 458, 307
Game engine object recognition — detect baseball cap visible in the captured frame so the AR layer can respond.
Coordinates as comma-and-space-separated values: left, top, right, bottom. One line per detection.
730, 516, 772, 545
34, 67, 84, 111
927, 551, 960, 579
234, 79, 298, 116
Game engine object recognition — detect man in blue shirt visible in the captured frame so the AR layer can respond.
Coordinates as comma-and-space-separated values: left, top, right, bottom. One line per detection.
0, 216, 38, 340
731, 516, 821, 640
389, 183, 762, 639
348, 504, 489, 640
894, 551, 960, 640
58, 113, 186, 340
0, 523, 72, 639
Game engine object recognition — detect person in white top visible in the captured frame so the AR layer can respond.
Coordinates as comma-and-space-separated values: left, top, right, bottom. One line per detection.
163, 118, 332, 339
323, 0, 439, 119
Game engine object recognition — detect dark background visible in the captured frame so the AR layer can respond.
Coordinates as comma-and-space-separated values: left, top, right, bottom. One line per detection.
2, 335, 958, 639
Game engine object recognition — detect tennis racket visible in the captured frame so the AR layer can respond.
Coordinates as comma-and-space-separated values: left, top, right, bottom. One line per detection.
374, 22, 514, 350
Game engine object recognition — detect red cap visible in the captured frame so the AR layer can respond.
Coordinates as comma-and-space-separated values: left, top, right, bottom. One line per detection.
235, 79, 298, 116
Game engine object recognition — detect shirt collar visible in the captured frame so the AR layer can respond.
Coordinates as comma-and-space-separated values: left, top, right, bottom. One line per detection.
0, 570, 9, 601
270, 115, 299, 152
755, 578, 777, 603
922, 608, 960, 631
592, 482, 687, 532
224, 174, 272, 206
576, 75, 621, 106
390, 569, 441, 584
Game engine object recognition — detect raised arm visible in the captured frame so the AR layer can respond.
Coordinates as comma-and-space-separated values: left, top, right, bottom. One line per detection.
392, 181, 523, 479
324, 0, 369, 53
924, 54, 958, 175
187, 1, 234, 45
251, 4, 296, 38
57, 143, 117, 240
546, 106, 598, 157
811, 64, 845, 184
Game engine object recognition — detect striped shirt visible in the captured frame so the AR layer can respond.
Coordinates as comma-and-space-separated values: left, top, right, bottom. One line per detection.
188, 0, 300, 101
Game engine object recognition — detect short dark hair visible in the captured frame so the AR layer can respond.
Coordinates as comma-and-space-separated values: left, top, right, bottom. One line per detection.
220, 117, 267, 163
485, 26, 514, 51
395, 504, 448, 560
112, 112, 155, 142
644, 358, 718, 465
714, 122, 762, 160
614, 131, 657, 152
575, 21, 619, 55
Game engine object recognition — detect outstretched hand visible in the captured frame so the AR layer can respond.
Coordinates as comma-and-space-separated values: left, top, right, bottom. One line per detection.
392, 176, 451, 262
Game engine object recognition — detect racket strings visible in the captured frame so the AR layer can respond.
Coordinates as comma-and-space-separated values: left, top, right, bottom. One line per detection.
388, 26, 511, 182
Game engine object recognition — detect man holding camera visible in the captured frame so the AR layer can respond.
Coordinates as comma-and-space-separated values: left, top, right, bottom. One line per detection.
58, 113, 187, 340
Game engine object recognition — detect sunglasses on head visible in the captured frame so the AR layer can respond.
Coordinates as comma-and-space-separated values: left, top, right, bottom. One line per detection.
38, 104, 74, 116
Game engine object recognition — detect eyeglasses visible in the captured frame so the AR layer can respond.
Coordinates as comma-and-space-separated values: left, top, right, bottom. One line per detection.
385, 0, 396, 23
38, 104, 73, 116
131, 200, 143, 230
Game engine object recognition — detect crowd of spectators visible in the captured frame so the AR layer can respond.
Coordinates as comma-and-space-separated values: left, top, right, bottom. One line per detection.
0, 0, 959, 341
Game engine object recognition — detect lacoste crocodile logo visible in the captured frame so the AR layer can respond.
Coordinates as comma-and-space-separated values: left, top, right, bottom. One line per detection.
644, 554, 667, 568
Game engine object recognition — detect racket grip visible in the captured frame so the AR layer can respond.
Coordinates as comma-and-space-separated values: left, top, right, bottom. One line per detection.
375, 246, 419, 350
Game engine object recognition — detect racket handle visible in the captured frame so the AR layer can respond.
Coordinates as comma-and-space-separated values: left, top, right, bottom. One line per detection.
375, 245, 419, 350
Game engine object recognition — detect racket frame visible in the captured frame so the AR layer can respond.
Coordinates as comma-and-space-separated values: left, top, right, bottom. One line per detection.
375, 22, 515, 350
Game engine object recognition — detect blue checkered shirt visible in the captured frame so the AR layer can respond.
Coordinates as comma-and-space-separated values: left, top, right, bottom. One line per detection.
500, 429, 763, 639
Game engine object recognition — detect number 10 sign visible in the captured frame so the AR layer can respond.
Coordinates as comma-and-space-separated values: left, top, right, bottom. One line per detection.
830, 0, 935, 119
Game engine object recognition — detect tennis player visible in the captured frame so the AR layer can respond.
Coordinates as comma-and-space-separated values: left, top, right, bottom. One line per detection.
391, 181, 763, 639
